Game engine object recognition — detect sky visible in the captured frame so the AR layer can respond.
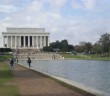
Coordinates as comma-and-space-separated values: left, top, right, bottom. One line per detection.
0, 0, 110, 47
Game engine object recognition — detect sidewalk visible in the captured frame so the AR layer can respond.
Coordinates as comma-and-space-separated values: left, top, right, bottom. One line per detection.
12, 64, 96, 96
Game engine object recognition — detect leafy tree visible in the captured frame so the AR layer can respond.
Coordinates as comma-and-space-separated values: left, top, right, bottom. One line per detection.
92, 42, 101, 55
60, 40, 68, 52
68, 45, 75, 52
55, 40, 61, 48
98, 33, 110, 57
43, 39, 74, 52
43, 46, 53, 52
74, 45, 85, 53
0, 48, 12, 54
84, 42, 92, 53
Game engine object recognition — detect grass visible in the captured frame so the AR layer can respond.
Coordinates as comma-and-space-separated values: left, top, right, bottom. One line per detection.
0, 55, 13, 61
60, 53, 88, 60
60, 53, 110, 60
85, 54, 110, 60
0, 62, 20, 96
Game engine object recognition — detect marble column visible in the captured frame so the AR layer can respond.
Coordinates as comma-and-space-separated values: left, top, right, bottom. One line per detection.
19, 36, 21, 47
40, 36, 42, 48
46, 36, 48, 46
36, 36, 38, 48
28, 36, 30, 47
42, 36, 44, 48
15, 36, 16, 48
7, 36, 9, 48
38, 36, 40, 49
24, 36, 25, 47
32, 36, 34, 48
11, 36, 12, 48
3, 36, 5, 47
43, 36, 46, 47
48, 36, 50, 46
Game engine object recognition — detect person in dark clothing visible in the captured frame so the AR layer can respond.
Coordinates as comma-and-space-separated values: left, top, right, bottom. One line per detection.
10, 58, 14, 70
27, 57, 31, 68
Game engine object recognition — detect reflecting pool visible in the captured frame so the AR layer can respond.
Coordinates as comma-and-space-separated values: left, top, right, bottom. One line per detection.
19, 60, 110, 96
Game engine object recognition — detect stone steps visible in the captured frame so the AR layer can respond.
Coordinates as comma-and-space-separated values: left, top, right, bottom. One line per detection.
16, 53, 64, 60
13, 49, 64, 60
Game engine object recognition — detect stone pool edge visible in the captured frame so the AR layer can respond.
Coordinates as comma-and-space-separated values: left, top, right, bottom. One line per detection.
17, 63, 106, 96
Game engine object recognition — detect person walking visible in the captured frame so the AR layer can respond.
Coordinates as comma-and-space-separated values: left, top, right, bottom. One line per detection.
27, 57, 31, 68
10, 58, 14, 70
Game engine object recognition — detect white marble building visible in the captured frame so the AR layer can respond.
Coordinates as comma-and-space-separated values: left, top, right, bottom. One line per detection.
2, 28, 50, 49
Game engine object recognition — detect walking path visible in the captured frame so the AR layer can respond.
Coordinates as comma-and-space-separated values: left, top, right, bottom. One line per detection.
12, 64, 96, 96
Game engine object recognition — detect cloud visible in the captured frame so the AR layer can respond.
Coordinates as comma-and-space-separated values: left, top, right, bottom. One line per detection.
0, 4, 19, 13
25, 0, 45, 13
82, 0, 96, 10
0, 0, 13, 4
3, 0, 64, 27
0, 0, 110, 47
71, 0, 81, 9
47, 0, 67, 12
71, 0, 96, 11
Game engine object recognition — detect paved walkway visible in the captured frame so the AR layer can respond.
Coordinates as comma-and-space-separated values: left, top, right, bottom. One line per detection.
12, 64, 95, 96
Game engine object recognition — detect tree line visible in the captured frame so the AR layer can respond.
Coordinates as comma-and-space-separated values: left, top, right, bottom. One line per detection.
0, 48, 12, 55
75, 33, 110, 56
43, 40, 74, 52
0, 48, 12, 52
0, 33, 110, 57
43, 33, 110, 57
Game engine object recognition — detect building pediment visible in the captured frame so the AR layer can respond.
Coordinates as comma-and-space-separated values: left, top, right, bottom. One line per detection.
7, 28, 46, 33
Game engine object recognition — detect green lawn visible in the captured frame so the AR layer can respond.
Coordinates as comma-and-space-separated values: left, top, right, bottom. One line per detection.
0, 62, 20, 96
60, 53, 110, 60
60, 53, 86, 59
0, 55, 13, 61
86, 54, 110, 60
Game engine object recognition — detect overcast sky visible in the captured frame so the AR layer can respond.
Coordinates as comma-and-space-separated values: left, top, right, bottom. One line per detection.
0, 0, 110, 47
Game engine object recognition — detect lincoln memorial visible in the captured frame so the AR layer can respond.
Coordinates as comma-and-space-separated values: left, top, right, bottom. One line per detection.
2, 28, 50, 49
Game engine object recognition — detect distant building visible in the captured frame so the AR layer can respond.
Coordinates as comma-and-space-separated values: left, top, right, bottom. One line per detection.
2, 28, 50, 49
79, 41, 86, 46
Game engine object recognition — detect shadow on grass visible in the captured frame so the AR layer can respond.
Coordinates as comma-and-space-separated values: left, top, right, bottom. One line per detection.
0, 70, 13, 79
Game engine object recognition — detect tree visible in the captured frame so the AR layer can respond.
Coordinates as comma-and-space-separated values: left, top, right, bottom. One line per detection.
98, 33, 110, 57
74, 45, 85, 53
68, 45, 75, 52
92, 42, 101, 55
84, 42, 92, 53
60, 40, 68, 52
0, 48, 12, 55
43, 39, 74, 52
43, 46, 53, 52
